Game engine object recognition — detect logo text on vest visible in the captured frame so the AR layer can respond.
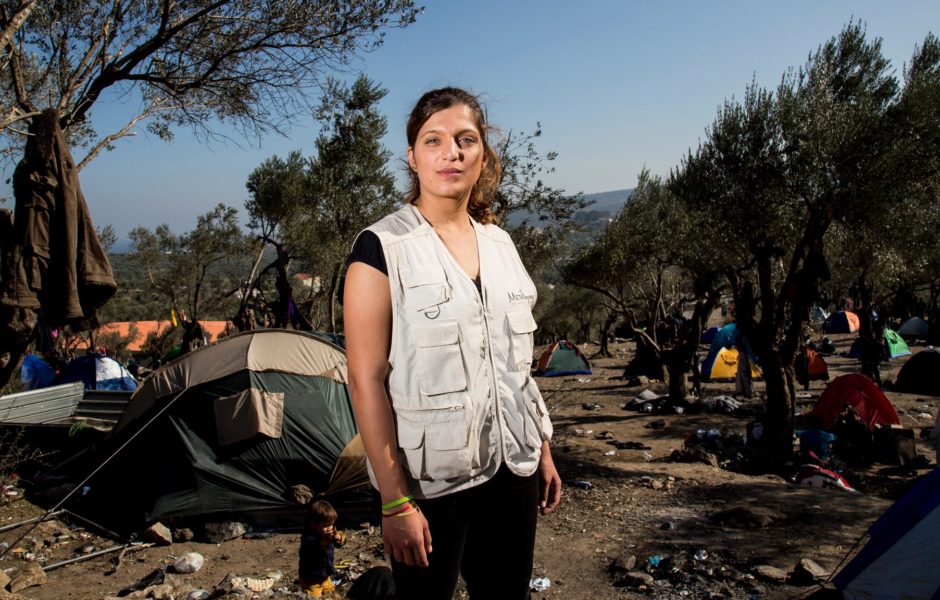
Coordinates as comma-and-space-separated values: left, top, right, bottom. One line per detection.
508, 291, 534, 304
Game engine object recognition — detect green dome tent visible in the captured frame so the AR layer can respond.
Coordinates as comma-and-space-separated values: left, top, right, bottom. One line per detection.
535, 340, 592, 377
40, 329, 370, 534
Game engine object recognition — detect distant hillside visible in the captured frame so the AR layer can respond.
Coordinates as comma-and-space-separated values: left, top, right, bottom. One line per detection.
506, 187, 632, 229
583, 188, 633, 214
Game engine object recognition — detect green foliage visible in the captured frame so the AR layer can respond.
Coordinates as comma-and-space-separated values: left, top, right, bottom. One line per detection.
565, 170, 701, 340
0, 428, 50, 488
494, 126, 591, 275
244, 75, 398, 331
128, 203, 247, 323
0, 0, 420, 168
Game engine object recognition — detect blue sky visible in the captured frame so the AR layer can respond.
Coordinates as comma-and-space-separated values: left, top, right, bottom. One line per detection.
9, 1, 938, 245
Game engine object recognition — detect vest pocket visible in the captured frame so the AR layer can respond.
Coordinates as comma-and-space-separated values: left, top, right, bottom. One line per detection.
414, 321, 467, 397
522, 376, 545, 449
399, 265, 450, 313
396, 406, 472, 481
507, 309, 538, 372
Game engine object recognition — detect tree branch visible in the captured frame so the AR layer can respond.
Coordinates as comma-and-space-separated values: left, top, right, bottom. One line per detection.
0, 0, 37, 52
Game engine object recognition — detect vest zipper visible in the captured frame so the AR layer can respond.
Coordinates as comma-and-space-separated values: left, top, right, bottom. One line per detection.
478, 280, 507, 464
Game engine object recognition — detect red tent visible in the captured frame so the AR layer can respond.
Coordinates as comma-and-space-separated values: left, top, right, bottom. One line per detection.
811, 374, 900, 430
796, 346, 830, 383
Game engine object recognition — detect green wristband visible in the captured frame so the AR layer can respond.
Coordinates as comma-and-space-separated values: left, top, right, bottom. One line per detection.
381, 495, 413, 511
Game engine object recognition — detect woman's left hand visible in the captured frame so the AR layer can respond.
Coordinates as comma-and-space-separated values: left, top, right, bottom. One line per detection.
538, 441, 562, 515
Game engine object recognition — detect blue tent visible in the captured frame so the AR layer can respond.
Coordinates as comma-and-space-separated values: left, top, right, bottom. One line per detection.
52, 355, 137, 391
834, 468, 940, 599
20, 354, 55, 390
700, 326, 720, 344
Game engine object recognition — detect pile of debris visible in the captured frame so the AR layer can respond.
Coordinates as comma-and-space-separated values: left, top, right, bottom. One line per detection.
608, 548, 832, 597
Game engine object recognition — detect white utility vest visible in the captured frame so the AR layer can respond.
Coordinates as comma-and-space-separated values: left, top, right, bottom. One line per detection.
364, 204, 553, 499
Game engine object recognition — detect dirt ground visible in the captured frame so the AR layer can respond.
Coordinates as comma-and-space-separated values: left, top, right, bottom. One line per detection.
0, 333, 936, 599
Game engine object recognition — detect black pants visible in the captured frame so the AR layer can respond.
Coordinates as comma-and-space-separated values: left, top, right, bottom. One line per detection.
392, 465, 538, 600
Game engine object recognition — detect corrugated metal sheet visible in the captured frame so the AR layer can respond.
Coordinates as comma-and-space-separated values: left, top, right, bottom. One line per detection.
0, 382, 85, 425
75, 391, 133, 423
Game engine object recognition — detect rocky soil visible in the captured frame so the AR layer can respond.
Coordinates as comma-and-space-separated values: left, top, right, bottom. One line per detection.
0, 334, 935, 599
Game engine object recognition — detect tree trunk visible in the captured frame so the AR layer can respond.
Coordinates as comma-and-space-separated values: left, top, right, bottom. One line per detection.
593, 312, 617, 359
328, 262, 342, 334
0, 306, 38, 392
272, 243, 312, 331
666, 349, 688, 401
758, 348, 795, 459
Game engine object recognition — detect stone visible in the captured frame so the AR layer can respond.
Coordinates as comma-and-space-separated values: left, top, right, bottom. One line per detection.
290, 484, 313, 505
204, 521, 247, 543
172, 528, 195, 543
0, 569, 10, 589
671, 447, 719, 467
792, 558, 829, 585
608, 555, 637, 573
618, 570, 655, 588
128, 584, 174, 599
9, 563, 46, 592
173, 552, 205, 574
143, 522, 173, 546
753, 565, 788, 582
709, 505, 786, 529
650, 479, 664, 490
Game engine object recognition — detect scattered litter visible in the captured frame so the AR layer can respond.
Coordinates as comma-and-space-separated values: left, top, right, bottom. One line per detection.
648, 555, 663, 567
637, 389, 660, 401
701, 395, 742, 414
567, 480, 593, 490
694, 549, 709, 561
577, 378, 592, 384
595, 431, 615, 440
572, 428, 594, 436
529, 577, 551, 592
581, 402, 602, 411
603, 450, 616, 456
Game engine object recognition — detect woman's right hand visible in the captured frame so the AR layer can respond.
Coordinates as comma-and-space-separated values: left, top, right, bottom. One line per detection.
382, 510, 432, 567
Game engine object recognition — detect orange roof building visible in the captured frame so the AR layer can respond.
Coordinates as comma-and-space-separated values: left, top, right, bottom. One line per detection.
83, 320, 233, 351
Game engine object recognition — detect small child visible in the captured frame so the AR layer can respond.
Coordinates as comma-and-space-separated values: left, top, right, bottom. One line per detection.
299, 500, 346, 597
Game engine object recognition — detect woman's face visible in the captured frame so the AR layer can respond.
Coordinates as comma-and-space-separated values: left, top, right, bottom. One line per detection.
408, 104, 486, 204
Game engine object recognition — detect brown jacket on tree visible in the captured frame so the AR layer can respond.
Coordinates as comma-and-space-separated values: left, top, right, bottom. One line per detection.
0, 110, 116, 329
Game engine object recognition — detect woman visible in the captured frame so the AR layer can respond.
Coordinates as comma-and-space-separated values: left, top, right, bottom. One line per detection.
343, 87, 561, 600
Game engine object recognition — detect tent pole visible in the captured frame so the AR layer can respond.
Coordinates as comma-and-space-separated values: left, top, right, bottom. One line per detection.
0, 509, 65, 533
42, 542, 152, 572
0, 388, 188, 559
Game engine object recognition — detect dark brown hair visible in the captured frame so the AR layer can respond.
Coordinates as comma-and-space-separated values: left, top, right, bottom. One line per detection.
404, 87, 502, 225
308, 499, 337, 525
